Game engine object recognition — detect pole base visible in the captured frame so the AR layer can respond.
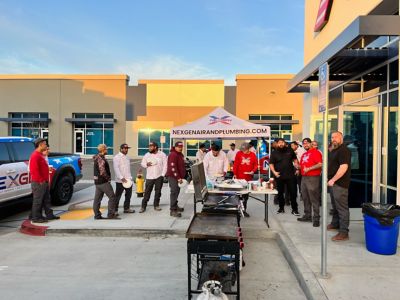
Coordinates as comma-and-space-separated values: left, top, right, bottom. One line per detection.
317, 272, 331, 279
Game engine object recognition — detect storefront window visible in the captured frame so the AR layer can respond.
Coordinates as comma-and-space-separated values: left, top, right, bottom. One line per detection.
249, 114, 293, 139
138, 129, 170, 156
313, 108, 338, 153
186, 140, 222, 157
343, 78, 362, 104
387, 91, 398, 188
72, 113, 114, 155
389, 60, 399, 90
9, 112, 49, 142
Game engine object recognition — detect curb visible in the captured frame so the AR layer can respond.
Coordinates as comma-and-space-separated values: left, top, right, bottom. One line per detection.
276, 231, 328, 300
46, 228, 186, 238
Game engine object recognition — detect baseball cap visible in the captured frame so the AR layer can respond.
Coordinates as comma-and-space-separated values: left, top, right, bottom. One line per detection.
149, 141, 158, 147
230, 143, 235, 146
34, 137, 47, 148
174, 141, 184, 147
120, 143, 131, 149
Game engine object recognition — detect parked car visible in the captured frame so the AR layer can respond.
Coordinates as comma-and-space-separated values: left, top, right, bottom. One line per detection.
0, 137, 82, 205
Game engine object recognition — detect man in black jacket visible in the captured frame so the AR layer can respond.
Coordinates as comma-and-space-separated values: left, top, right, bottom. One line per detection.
93, 144, 119, 219
269, 138, 300, 216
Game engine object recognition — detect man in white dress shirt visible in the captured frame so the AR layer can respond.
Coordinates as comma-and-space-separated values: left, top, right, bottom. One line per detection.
203, 144, 229, 179
195, 143, 207, 162
139, 142, 168, 213
113, 143, 135, 214
291, 141, 306, 197
227, 143, 239, 166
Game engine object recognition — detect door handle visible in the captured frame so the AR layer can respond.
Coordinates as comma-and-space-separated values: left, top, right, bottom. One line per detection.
6, 170, 17, 174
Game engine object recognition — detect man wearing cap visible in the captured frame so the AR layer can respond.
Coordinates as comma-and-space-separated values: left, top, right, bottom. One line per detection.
113, 143, 135, 214
29, 138, 59, 223
227, 143, 239, 167
297, 138, 322, 227
93, 144, 119, 219
166, 141, 186, 217
203, 144, 229, 179
139, 142, 167, 213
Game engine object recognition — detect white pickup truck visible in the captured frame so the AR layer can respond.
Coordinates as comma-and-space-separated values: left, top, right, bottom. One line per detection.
0, 137, 82, 205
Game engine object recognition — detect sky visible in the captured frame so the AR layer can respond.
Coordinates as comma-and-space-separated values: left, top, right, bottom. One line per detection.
0, 0, 305, 85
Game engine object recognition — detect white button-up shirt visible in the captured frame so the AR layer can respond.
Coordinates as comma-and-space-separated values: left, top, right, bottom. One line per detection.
295, 146, 306, 162
196, 149, 206, 162
203, 151, 229, 178
227, 149, 239, 163
141, 151, 168, 180
113, 152, 132, 183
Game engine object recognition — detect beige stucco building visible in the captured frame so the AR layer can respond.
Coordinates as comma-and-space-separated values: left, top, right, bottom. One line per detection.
0, 75, 304, 159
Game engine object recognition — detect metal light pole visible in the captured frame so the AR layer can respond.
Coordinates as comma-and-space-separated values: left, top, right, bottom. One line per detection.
319, 62, 329, 277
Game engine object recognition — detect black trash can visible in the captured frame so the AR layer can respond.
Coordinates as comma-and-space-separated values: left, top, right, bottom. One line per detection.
362, 203, 400, 255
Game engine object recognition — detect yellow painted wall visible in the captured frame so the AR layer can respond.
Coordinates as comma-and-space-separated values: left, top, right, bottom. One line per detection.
236, 74, 304, 140
137, 106, 220, 126
141, 80, 224, 107
304, 0, 383, 64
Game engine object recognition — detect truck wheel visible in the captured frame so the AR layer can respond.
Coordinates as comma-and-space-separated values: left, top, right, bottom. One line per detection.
51, 175, 74, 205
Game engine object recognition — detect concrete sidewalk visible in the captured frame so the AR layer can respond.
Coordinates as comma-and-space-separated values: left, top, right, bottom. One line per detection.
270, 199, 400, 300
45, 183, 194, 235
19, 182, 400, 300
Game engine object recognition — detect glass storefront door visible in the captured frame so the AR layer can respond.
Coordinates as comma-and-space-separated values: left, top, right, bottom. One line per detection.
74, 130, 84, 155
338, 100, 379, 207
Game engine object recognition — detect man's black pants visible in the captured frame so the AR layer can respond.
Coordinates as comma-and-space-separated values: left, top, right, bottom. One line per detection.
276, 177, 298, 211
115, 182, 133, 211
141, 176, 164, 208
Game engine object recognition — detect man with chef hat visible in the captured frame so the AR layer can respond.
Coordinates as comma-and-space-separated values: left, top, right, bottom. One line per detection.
139, 141, 168, 213
113, 143, 135, 214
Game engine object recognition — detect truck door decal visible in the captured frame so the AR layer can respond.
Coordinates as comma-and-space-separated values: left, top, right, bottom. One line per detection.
0, 176, 6, 190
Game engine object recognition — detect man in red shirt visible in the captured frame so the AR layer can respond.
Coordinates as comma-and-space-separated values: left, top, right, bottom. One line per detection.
297, 137, 323, 227
233, 143, 258, 217
29, 138, 59, 223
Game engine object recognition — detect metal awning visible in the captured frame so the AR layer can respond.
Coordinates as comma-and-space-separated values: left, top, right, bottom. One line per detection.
0, 117, 51, 122
249, 120, 300, 125
65, 118, 116, 124
288, 15, 400, 92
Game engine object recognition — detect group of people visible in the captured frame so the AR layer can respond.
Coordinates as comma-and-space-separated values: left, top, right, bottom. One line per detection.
29, 132, 351, 241
196, 142, 258, 217
270, 132, 351, 242
92, 141, 186, 219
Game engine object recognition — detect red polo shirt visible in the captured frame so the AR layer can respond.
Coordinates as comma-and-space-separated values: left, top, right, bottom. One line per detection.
29, 150, 49, 183
300, 148, 322, 176
233, 151, 258, 181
